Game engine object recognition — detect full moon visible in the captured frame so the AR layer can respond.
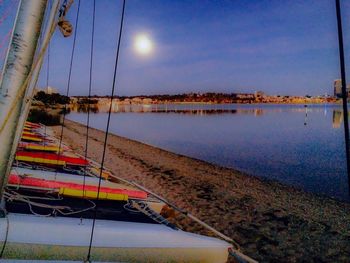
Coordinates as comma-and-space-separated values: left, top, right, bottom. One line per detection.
134, 34, 153, 55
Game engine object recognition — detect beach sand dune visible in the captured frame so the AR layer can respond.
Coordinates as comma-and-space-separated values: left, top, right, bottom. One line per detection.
52, 119, 350, 262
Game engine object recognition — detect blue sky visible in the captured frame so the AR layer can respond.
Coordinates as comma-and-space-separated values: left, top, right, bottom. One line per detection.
1, 0, 350, 96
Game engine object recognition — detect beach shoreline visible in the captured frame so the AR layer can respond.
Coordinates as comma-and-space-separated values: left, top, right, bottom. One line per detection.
52, 119, 350, 262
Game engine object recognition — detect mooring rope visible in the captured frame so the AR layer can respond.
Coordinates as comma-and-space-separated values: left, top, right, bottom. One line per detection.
82, 0, 96, 198
55, 0, 81, 180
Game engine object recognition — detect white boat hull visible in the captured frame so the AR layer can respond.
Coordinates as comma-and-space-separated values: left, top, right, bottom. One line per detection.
11, 168, 134, 190
0, 213, 230, 262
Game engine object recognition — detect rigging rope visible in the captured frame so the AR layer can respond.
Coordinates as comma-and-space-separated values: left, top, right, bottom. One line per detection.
55, 0, 81, 180
4, 190, 96, 216
46, 23, 50, 93
335, 0, 350, 194
86, 0, 126, 261
44, 0, 51, 142
82, 0, 96, 198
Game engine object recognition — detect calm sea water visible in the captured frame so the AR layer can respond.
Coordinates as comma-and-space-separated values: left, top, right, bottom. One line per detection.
67, 104, 350, 201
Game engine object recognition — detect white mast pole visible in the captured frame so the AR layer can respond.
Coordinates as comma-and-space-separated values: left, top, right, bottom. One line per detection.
0, 0, 48, 198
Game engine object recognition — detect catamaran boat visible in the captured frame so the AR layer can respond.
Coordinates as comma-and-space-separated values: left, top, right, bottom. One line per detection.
0, 0, 256, 262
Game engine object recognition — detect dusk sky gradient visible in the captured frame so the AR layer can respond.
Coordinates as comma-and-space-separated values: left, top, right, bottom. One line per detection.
2, 0, 350, 96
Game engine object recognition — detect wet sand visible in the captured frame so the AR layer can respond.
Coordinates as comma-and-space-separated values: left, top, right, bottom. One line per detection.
52, 119, 350, 262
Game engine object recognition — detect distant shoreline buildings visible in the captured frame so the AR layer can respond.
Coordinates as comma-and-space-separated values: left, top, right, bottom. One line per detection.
69, 91, 336, 108
35, 83, 344, 109
333, 79, 350, 98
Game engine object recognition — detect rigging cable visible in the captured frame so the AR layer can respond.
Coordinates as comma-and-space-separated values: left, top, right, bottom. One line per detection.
55, 0, 81, 180
44, 41, 50, 138
46, 2, 51, 97
335, 0, 350, 194
86, 0, 126, 261
3, 190, 96, 216
83, 0, 96, 198
44, 0, 51, 145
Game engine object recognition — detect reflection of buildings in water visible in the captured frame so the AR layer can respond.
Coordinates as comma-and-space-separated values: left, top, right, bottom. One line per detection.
75, 104, 99, 113
333, 110, 343, 129
116, 104, 154, 113
254, 109, 263, 116
334, 79, 342, 98
70, 104, 270, 116
72, 104, 342, 118
118, 108, 264, 116
111, 100, 119, 112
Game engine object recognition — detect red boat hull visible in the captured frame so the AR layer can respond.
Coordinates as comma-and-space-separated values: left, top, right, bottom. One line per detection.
8, 174, 147, 199
15, 151, 89, 166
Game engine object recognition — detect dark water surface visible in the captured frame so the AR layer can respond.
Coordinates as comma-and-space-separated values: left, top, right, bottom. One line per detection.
68, 104, 350, 201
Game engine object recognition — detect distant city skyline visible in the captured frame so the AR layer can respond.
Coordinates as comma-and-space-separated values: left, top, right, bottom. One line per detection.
35, 85, 337, 98
1, 0, 350, 96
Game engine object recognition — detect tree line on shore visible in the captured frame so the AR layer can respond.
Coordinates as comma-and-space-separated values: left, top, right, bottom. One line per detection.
74, 92, 255, 103
34, 91, 70, 105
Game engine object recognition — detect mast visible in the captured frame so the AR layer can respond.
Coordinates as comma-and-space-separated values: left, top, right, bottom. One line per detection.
14, 0, 60, 157
0, 0, 48, 199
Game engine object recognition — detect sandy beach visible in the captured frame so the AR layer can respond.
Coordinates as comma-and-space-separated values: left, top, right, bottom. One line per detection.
52, 119, 350, 262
